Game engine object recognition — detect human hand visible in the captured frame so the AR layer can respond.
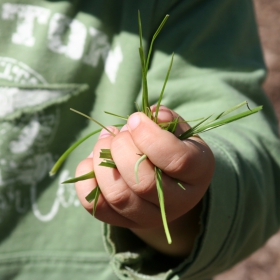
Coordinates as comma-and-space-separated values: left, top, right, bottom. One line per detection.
75, 106, 215, 256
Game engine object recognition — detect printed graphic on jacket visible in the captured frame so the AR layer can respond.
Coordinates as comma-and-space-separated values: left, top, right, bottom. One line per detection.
0, 2, 123, 223
0, 56, 78, 223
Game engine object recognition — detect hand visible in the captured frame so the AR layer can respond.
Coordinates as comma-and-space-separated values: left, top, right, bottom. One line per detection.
75, 106, 215, 257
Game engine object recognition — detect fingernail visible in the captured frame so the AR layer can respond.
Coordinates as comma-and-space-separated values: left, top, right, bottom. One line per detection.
99, 126, 114, 139
157, 110, 173, 121
128, 113, 140, 130
120, 124, 128, 132
154, 108, 174, 123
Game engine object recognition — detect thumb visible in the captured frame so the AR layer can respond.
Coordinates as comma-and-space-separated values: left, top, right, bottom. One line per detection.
127, 109, 214, 185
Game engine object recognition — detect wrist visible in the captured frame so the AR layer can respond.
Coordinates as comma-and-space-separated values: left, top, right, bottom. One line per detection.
130, 200, 203, 257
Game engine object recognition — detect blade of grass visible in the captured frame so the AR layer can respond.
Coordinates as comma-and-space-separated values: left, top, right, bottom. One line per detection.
158, 119, 189, 130
215, 101, 249, 119
178, 115, 212, 140
92, 186, 101, 215
62, 170, 95, 184
99, 160, 117, 168
138, 11, 144, 65
49, 129, 102, 176
134, 154, 147, 184
192, 106, 262, 134
154, 53, 174, 123
70, 108, 116, 137
139, 47, 150, 115
205, 101, 250, 124
99, 149, 113, 159
177, 182, 186, 190
145, 15, 169, 73
85, 187, 99, 203
167, 117, 179, 134
138, 11, 150, 115
155, 166, 172, 244
85, 186, 101, 215
104, 111, 128, 121
99, 149, 116, 168
49, 123, 123, 176
179, 105, 262, 140
138, 13, 170, 117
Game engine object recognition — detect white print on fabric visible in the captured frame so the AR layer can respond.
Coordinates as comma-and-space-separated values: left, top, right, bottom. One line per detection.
1, 3, 123, 83
2, 3, 51, 47
105, 45, 123, 84
83, 27, 110, 67
48, 13, 87, 60
0, 58, 79, 223
9, 117, 40, 154
0, 57, 47, 84
31, 170, 80, 222
0, 85, 78, 118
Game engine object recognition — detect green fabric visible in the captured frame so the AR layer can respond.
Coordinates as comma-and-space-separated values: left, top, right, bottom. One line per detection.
0, 0, 279, 279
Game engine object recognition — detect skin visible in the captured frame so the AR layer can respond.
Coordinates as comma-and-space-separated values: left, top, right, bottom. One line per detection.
75, 106, 215, 257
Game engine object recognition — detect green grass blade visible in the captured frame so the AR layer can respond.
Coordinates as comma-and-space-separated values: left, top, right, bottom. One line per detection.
145, 15, 169, 73
85, 187, 98, 203
99, 160, 117, 168
99, 149, 116, 168
93, 186, 101, 215
99, 149, 113, 159
49, 129, 102, 176
138, 11, 145, 66
205, 101, 249, 124
154, 53, 174, 123
86, 186, 101, 215
134, 154, 147, 184
158, 119, 187, 130
185, 117, 207, 122
70, 108, 116, 137
139, 48, 150, 114
104, 111, 128, 121
49, 123, 123, 176
62, 170, 95, 184
178, 106, 262, 140
138, 11, 150, 114
167, 117, 179, 134
177, 182, 186, 190
179, 105, 262, 140
155, 166, 172, 244
194, 105, 263, 135
178, 115, 212, 140
214, 101, 249, 120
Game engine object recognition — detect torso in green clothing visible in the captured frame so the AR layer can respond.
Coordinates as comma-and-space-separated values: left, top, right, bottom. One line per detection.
1, 1, 279, 280
0, 1, 147, 278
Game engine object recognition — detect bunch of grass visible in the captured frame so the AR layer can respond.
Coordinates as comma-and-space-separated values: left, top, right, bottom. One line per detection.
50, 12, 262, 244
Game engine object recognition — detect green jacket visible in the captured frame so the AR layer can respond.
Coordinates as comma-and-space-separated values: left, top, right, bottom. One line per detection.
0, 0, 279, 279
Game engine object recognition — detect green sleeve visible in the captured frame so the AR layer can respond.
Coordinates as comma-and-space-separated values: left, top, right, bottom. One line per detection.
103, 0, 280, 279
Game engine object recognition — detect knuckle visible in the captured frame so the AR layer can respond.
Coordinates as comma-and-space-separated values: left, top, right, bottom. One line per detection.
162, 151, 190, 175
131, 173, 155, 196
104, 187, 131, 210
137, 132, 154, 152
